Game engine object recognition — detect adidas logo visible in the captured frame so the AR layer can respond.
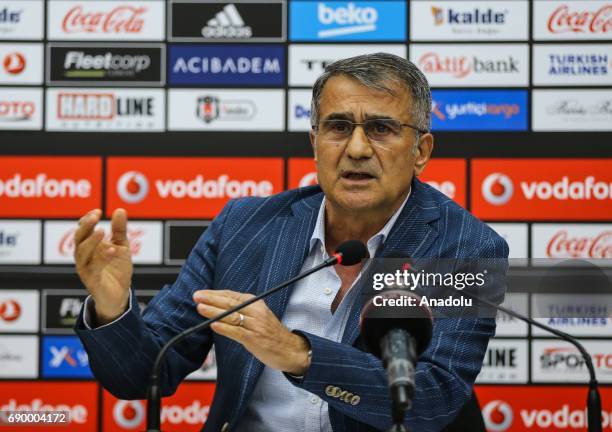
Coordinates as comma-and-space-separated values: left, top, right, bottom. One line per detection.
201, 3, 253, 38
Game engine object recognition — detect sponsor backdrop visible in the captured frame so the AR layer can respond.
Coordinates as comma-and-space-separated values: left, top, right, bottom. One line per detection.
0, 0, 610, 431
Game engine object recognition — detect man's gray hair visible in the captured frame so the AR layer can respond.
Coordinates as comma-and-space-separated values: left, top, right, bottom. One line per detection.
310, 52, 432, 133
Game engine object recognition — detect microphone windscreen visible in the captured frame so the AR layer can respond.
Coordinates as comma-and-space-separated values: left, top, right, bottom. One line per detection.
335, 240, 369, 266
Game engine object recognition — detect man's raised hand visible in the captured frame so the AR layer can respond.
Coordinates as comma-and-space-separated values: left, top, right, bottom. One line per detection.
74, 208, 133, 325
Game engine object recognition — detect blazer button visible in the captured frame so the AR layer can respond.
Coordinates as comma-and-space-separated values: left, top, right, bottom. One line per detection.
325, 385, 337, 397
350, 395, 361, 406
221, 422, 230, 432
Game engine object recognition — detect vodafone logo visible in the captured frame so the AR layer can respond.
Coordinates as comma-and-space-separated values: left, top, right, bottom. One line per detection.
117, 171, 149, 204
2, 52, 26, 75
482, 400, 514, 432
298, 171, 318, 188
0, 299, 21, 322
482, 173, 514, 205
0, 399, 88, 423
0, 174, 92, 199
113, 400, 144, 429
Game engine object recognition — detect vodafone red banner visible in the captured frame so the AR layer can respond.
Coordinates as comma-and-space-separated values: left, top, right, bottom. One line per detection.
472, 159, 612, 220
0, 382, 98, 431
106, 158, 284, 218
476, 385, 612, 431
288, 158, 466, 207
103, 383, 215, 432
0, 157, 102, 218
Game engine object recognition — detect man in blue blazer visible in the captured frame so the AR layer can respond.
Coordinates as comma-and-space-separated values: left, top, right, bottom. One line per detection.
74, 53, 508, 432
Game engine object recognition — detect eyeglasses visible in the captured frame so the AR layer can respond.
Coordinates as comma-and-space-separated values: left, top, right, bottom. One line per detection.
312, 119, 428, 143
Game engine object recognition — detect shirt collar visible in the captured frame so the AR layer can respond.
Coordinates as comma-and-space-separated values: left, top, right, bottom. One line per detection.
309, 187, 412, 258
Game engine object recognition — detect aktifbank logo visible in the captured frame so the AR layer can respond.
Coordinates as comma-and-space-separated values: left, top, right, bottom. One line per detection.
482, 400, 514, 431
472, 159, 612, 220
117, 171, 149, 204
107, 157, 284, 218
290, 1, 406, 41
0, 157, 102, 217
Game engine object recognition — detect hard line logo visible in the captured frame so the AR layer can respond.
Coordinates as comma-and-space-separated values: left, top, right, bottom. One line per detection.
57, 93, 154, 120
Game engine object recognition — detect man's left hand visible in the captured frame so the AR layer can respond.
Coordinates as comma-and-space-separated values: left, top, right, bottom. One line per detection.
193, 289, 311, 376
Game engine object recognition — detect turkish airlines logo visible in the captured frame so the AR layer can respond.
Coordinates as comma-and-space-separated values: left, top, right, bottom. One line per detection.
113, 400, 145, 429
117, 171, 149, 204
62, 5, 148, 34
0, 299, 20, 322
482, 400, 514, 432
2, 52, 25, 75
546, 229, 612, 259
482, 173, 514, 205
547, 4, 612, 34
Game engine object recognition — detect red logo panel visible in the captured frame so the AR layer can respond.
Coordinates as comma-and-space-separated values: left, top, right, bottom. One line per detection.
288, 158, 466, 207
106, 157, 284, 218
472, 159, 612, 220
103, 383, 215, 432
0, 157, 102, 217
476, 385, 612, 431
0, 382, 98, 431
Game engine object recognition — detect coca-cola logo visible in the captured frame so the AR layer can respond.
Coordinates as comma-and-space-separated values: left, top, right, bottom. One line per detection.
547, 5, 612, 34
58, 227, 144, 257
61, 5, 148, 34
546, 230, 612, 259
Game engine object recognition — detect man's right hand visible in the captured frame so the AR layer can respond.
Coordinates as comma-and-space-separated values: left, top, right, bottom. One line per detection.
74, 208, 133, 326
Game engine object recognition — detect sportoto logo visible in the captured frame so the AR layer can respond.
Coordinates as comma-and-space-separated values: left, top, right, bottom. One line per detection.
298, 172, 318, 187
3, 52, 25, 75
482, 173, 514, 206
482, 400, 514, 432
0, 299, 21, 322
113, 400, 144, 429
117, 171, 149, 204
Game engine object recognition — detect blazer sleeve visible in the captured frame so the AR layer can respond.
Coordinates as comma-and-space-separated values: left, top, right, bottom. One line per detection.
74, 199, 235, 400
287, 231, 509, 432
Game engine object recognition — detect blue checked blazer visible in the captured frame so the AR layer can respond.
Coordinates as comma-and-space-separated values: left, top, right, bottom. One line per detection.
75, 177, 508, 432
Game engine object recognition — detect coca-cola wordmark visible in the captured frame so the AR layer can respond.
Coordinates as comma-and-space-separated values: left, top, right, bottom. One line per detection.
535, 1, 612, 40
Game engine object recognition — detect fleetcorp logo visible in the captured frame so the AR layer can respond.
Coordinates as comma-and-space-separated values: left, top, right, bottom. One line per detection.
482, 173, 514, 206
114, 400, 145, 429
117, 171, 149, 204
482, 400, 514, 432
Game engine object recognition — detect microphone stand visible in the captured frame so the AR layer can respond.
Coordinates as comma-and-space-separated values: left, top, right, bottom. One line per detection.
459, 289, 603, 432
145, 253, 343, 432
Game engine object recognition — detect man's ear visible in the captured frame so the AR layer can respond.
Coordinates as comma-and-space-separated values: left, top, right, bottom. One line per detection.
413, 133, 434, 176
310, 128, 318, 161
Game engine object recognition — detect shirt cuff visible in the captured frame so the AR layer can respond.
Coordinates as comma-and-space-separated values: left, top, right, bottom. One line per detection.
82, 288, 133, 330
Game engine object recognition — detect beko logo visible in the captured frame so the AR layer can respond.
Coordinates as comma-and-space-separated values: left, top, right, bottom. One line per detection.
431, 6, 507, 25
482, 400, 513, 432
117, 171, 149, 204
482, 173, 514, 205
201, 3, 252, 38
317, 2, 378, 38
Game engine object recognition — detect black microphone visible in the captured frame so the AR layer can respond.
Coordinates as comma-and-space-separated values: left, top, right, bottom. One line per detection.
360, 290, 433, 430
145, 239, 369, 432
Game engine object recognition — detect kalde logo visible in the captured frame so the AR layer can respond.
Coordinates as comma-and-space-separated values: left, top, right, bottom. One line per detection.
0, 230, 17, 247
0, 299, 20, 322
117, 171, 149, 204
432, 7, 507, 26
0, 100, 35, 122
482, 173, 514, 206
0, 174, 91, 199
547, 4, 612, 34
58, 93, 154, 120
0, 399, 88, 423
546, 230, 612, 259
113, 399, 209, 427
61, 5, 147, 34
482, 400, 514, 432
2, 52, 25, 75
202, 4, 252, 38
418, 52, 519, 78
317, 2, 378, 38
0, 7, 22, 24
57, 226, 144, 258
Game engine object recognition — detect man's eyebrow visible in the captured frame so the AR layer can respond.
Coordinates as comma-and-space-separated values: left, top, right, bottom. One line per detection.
322, 112, 354, 121
363, 113, 393, 120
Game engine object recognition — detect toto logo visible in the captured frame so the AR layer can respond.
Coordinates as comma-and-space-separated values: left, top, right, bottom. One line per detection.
482, 173, 514, 206
482, 400, 514, 432
117, 171, 149, 204
113, 400, 144, 429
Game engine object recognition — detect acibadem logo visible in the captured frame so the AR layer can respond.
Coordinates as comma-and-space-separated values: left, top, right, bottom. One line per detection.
48, 44, 163, 85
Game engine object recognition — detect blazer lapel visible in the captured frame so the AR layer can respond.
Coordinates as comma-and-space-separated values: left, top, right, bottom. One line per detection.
342, 179, 441, 345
